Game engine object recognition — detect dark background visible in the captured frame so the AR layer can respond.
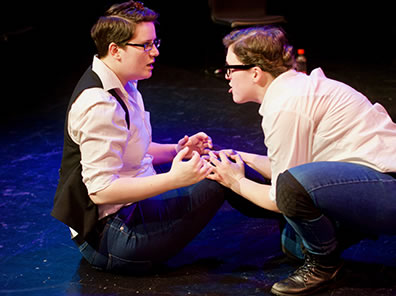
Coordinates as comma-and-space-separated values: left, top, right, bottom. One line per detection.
1, 0, 395, 120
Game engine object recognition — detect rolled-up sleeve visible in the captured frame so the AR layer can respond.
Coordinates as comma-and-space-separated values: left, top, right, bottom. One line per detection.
68, 88, 130, 194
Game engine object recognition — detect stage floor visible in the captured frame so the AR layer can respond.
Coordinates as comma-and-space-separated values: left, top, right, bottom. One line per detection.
1, 59, 396, 296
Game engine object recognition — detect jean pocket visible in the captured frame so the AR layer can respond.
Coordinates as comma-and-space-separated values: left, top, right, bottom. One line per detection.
107, 253, 152, 274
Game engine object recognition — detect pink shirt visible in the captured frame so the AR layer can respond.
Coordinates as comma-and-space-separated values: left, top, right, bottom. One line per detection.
68, 56, 156, 219
259, 68, 396, 201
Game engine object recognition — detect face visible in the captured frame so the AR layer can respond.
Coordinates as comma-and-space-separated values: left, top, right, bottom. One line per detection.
225, 46, 257, 104
119, 22, 159, 83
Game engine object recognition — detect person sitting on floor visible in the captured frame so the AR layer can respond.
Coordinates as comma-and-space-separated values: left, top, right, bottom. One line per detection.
52, 0, 228, 273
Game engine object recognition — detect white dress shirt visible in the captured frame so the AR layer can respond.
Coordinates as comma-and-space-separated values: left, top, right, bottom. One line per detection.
259, 68, 396, 201
68, 56, 156, 219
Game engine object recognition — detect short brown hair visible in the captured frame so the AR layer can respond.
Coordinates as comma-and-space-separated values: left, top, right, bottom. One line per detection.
223, 26, 294, 78
91, 1, 158, 58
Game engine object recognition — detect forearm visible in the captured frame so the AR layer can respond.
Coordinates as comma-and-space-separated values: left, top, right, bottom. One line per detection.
90, 146, 211, 205
148, 142, 177, 165
231, 177, 280, 212
90, 172, 178, 205
238, 151, 271, 179
207, 151, 278, 212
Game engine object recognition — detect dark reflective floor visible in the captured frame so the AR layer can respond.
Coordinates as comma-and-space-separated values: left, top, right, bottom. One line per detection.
1, 60, 396, 295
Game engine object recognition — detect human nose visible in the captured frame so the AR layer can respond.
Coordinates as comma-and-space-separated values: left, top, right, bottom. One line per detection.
150, 44, 160, 56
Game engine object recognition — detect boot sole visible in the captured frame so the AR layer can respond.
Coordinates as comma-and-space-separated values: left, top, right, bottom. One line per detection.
270, 284, 326, 296
270, 262, 344, 296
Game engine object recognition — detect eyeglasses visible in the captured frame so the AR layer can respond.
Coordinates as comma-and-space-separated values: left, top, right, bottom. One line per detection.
125, 39, 161, 52
224, 64, 255, 79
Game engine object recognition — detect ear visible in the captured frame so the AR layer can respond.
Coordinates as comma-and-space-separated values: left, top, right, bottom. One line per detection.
252, 66, 263, 82
254, 67, 274, 89
108, 42, 121, 60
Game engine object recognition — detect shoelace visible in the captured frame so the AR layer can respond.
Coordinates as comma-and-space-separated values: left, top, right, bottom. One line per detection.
295, 255, 316, 282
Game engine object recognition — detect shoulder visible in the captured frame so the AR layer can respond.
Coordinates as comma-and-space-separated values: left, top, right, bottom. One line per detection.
68, 88, 128, 130
71, 88, 118, 115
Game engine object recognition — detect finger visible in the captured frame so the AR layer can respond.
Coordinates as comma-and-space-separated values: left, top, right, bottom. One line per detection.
178, 135, 189, 146
195, 132, 209, 139
206, 136, 213, 149
174, 146, 189, 162
206, 173, 217, 181
209, 151, 221, 166
207, 161, 216, 169
201, 155, 210, 161
218, 151, 230, 163
208, 150, 218, 157
189, 150, 200, 164
202, 147, 212, 155
206, 166, 219, 179
200, 161, 213, 176
205, 166, 214, 177
194, 132, 212, 146
224, 149, 236, 157
232, 153, 244, 165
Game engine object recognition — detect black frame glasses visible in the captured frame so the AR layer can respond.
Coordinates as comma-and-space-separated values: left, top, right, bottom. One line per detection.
125, 39, 161, 52
224, 64, 256, 79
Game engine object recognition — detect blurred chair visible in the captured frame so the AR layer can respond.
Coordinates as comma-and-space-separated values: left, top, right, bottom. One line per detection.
206, 0, 285, 76
208, 0, 285, 28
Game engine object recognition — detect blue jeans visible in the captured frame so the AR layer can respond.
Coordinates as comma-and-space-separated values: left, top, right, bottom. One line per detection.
78, 178, 226, 273
280, 162, 396, 257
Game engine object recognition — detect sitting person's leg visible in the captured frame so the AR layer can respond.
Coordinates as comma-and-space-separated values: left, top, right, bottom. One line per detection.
90, 178, 226, 273
272, 161, 396, 295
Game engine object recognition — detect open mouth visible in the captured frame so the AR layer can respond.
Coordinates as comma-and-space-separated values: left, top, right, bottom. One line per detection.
147, 61, 155, 69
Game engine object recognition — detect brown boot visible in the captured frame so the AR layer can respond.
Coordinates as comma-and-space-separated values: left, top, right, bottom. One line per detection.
270, 252, 343, 295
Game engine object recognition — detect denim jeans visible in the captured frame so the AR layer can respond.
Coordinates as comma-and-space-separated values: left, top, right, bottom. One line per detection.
281, 161, 396, 257
78, 178, 226, 273
77, 162, 286, 272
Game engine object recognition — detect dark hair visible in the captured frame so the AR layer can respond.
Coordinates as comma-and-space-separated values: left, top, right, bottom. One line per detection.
223, 26, 294, 78
91, 1, 158, 58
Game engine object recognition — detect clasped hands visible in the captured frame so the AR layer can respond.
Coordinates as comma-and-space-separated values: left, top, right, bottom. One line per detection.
170, 132, 245, 188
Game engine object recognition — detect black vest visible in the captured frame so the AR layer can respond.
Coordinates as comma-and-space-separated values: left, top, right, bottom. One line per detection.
51, 66, 129, 240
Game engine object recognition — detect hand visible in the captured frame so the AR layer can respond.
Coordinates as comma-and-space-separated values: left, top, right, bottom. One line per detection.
169, 147, 213, 187
176, 132, 213, 158
206, 151, 245, 191
208, 149, 237, 160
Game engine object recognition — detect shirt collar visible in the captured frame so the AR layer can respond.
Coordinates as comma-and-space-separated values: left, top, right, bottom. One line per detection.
258, 69, 299, 116
91, 56, 138, 99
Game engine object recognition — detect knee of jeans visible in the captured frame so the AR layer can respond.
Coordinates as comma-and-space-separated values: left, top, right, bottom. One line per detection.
276, 171, 295, 215
276, 170, 321, 219
79, 241, 108, 269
